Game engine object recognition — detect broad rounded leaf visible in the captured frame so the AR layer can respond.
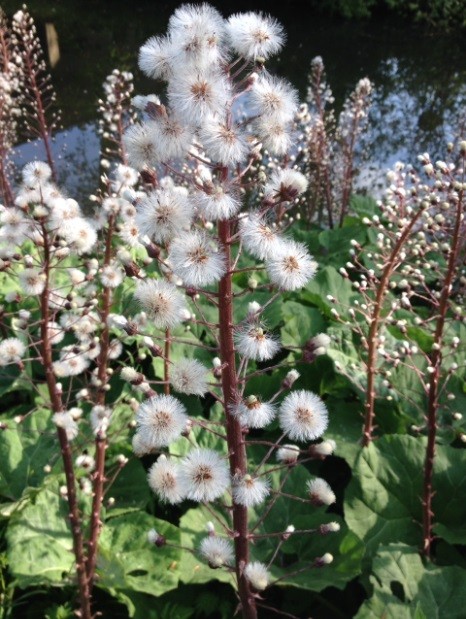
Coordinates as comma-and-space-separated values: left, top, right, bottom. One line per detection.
6, 484, 74, 586
98, 511, 180, 596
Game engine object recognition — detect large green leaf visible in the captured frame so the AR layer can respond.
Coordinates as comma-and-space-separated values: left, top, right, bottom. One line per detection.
346, 436, 424, 556
280, 303, 324, 347
356, 544, 466, 619
0, 408, 59, 501
301, 266, 356, 318
104, 458, 151, 518
178, 507, 234, 586
345, 436, 466, 557
325, 396, 364, 467
350, 195, 380, 219
98, 511, 180, 597
324, 324, 366, 395
431, 445, 466, 544
250, 466, 364, 592
318, 224, 367, 267
6, 484, 75, 587
356, 592, 425, 619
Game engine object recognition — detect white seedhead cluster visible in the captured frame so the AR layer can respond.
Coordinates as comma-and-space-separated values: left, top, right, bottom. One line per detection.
122, 4, 338, 610
0, 4, 339, 617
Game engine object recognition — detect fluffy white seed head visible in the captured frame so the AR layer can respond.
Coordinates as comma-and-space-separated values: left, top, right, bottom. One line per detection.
316, 552, 334, 566
76, 454, 95, 471
151, 113, 194, 161
194, 186, 241, 221
0, 338, 26, 365
244, 561, 271, 591
22, 161, 52, 187
170, 358, 209, 396
61, 218, 97, 254
18, 268, 46, 295
53, 350, 90, 377
138, 34, 175, 80
90, 405, 112, 436
136, 394, 188, 448
100, 262, 125, 288
232, 396, 276, 428
199, 536, 234, 568
168, 231, 226, 287
167, 69, 229, 126
235, 325, 280, 361
239, 212, 283, 260
52, 411, 79, 441
134, 279, 188, 329
266, 240, 317, 291
168, 4, 225, 70
256, 117, 291, 155
178, 448, 229, 502
307, 478, 336, 506
132, 431, 157, 457
264, 168, 308, 200
279, 390, 328, 442
200, 118, 248, 165
227, 12, 284, 60
136, 187, 193, 243
320, 521, 340, 534
276, 443, 300, 464
232, 474, 270, 507
312, 439, 336, 457
123, 122, 160, 170
251, 76, 298, 123
148, 455, 184, 504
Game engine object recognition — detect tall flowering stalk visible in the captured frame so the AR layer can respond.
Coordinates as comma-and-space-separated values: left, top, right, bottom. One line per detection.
0, 5, 340, 618
0, 156, 146, 617
335, 146, 465, 556
98, 69, 137, 169
123, 5, 338, 618
296, 57, 372, 228
0, 9, 20, 206
10, 7, 60, 180
417, 149, 465, 557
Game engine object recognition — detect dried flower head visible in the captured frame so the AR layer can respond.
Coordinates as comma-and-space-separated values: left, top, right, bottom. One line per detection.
178, 448, 229, 502
148, 454, 184, 504
136, 394, 188, 448
199, 536, 234, 568
279, 390, 329, 442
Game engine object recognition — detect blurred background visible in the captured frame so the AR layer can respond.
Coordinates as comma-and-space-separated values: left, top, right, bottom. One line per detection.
1, 0, 465, 199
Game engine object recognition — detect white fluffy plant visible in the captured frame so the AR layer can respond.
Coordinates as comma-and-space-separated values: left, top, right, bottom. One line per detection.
0, 148, 144, 618
124, 5, 339, 618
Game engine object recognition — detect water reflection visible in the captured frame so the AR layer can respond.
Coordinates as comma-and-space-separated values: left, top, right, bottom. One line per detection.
13, 124, 100, 205
9, 6, 466, 202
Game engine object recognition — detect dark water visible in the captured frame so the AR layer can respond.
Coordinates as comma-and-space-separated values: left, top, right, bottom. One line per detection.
7, 1, 466, 201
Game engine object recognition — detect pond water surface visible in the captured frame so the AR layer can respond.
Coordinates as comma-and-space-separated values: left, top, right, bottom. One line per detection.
9, 1, 466, 202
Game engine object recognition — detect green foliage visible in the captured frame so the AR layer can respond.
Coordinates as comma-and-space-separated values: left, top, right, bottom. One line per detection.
104, 458, 151, 518
302, 266, 356, 317
356, 544, 466, 618
6, 485, 76, 587
0, 409, 58, 502
280, 303, 325, 347
178, 508, 233, 586
345, 436, 466, 557
98, 512, 181, 597
251, 466, 365, 591
307, 0, 466, 27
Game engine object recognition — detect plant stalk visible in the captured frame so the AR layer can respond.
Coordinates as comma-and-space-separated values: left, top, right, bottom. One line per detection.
86, 214, 115, 590
40, 222, 91, 619
218, 218, 257, 619
422, 187, 464, 557
362, 206, 425, 446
